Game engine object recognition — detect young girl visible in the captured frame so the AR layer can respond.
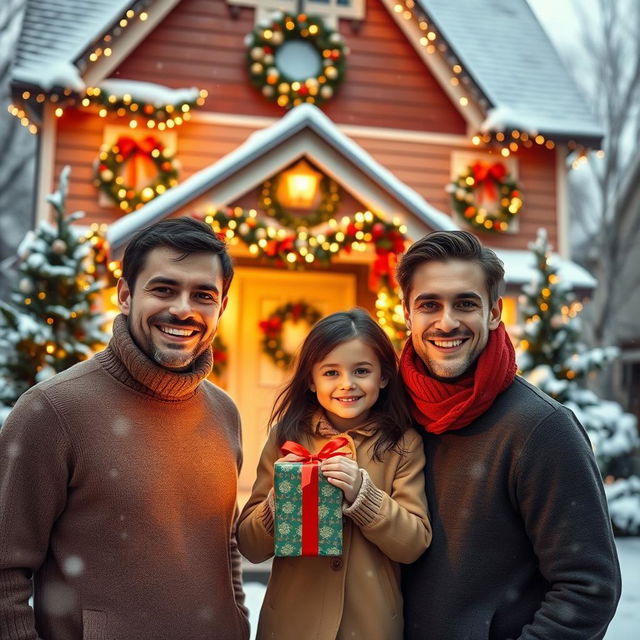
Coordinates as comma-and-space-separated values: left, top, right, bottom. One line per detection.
237, 308, 432, 640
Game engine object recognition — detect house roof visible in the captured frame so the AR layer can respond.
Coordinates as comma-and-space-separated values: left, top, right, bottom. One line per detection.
415, 0, 602, 145
11, 0, 136, 89
10, 0, 603, 146
106, 103, 458, 253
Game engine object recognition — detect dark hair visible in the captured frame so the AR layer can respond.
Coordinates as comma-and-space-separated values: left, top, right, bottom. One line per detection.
397, 230, 505, 307
121, 217, 234, 296
269, 308, 411, 461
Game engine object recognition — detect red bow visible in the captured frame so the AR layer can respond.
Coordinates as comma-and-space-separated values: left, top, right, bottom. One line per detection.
115, 136, 162, 190
471, 161, 507, 203
280, 437, 350, 462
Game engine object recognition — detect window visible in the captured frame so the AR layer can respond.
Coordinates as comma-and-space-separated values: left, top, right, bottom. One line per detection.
227, 0, 365, 27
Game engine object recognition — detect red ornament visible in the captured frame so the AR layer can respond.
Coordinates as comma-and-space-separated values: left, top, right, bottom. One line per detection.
372, 222, 385, 240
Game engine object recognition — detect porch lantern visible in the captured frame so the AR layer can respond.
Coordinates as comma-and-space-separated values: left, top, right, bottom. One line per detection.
277, 159, 322, 209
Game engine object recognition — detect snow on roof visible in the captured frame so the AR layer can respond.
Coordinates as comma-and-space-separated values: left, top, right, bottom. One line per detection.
11, 0, 135, 88
496, 248, 596, 291
107, 104, 458, 251
98, 79, 201, 106
417, 0, 603, 144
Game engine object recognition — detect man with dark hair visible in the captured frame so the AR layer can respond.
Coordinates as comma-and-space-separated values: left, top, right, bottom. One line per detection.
397, 230, 621, 639
0, 217, 249, 639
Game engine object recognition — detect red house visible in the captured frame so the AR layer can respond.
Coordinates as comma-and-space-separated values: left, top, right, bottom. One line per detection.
10, 0, 601, 491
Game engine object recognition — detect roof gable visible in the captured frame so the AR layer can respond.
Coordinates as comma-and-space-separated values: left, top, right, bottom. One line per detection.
412, 0, 602, 144
106, 103, 457, 253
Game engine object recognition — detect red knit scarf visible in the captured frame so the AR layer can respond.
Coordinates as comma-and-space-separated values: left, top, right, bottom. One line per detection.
399, 322, 517, 434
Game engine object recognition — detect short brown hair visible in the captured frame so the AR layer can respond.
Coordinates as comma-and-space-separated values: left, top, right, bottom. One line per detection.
397, 230, 505, 306
122, 217, 234, 297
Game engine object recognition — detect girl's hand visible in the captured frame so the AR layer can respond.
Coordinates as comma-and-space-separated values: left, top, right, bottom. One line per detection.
321, 456, 362, 504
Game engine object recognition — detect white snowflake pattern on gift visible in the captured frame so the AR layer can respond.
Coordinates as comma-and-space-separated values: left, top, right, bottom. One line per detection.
282, 502, 294, 515
277, 522, 291, 536
320, 484, 334, 497
279, 480, 292, 494
319, 526, 333, 540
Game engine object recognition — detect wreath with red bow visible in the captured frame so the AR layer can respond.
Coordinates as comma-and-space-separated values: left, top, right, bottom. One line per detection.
259, 301, 322, 368
449, 161, 523, 232
93, 135, 179, 212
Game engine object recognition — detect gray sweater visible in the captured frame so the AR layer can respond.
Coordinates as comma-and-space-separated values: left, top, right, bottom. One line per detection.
402, 376, 621, 640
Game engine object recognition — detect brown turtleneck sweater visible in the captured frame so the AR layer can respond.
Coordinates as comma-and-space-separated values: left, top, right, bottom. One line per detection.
0, 315, 249, 640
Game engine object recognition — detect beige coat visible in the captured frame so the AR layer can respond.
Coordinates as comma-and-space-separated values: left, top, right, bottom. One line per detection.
238, 421, 431, 640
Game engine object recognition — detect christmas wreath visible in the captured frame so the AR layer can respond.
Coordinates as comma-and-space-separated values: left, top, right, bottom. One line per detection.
260, 174, 340, 229
245, 13, 346, 109
259, 301, 322, 367
94, 135, 179, 212
448, 161, 522, 233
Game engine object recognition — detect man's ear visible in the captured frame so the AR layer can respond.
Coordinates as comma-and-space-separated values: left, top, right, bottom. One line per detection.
219, 295, 229, 318
116, 278, 131, 315
488, 297, 503, 330
403, 303, 412, 331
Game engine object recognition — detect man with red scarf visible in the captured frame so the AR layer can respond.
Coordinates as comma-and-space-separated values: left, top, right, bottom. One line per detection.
397, 230, 620, 639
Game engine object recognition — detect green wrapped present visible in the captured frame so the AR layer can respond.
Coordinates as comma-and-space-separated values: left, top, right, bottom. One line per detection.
274, 439, 347, 557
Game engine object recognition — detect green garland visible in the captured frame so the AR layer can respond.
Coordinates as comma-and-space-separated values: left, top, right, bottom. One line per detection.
93, 136, 179, 212
259, 301, 322, 367
259, 174, 340, 229
84, 86, 207, 127
202, 208, 406, 267
246, 13, 347, 109
448, 161, 522, 233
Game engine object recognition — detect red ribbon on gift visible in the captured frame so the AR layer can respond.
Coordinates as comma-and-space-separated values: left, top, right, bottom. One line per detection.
471, 161, 507, 204
280, 437, 350, 556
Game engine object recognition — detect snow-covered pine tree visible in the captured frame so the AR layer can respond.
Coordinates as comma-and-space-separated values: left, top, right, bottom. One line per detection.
0, 166, 108, 424
518, 228, 640, 535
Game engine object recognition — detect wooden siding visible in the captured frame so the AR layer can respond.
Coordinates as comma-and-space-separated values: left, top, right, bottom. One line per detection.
53, 108, 558, 250
113, 0, 467, 133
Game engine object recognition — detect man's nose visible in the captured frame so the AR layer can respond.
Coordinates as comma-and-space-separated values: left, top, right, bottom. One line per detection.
169, 294, 193, 319
436, 307, 460, 332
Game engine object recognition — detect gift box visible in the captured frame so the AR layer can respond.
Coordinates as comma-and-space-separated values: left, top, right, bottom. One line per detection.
274, 438, 348, 557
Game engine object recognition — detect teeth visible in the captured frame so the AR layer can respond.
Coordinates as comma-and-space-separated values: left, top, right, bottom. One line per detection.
159, 327, 195, 337
335, 397, 361, 403
433, 339, 463, 348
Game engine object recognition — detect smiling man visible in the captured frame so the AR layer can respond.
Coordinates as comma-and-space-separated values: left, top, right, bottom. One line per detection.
0, 218, 249, 640
397, 230, 621, 640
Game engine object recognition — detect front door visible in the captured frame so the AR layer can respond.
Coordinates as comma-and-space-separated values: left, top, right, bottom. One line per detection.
220, 267, 357, 496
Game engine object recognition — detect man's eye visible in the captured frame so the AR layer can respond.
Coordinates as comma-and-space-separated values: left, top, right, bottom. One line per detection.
420, 302, 437, 311
153, 287, 173, 295
196, 292, 215, 302
458, 300, 478, 309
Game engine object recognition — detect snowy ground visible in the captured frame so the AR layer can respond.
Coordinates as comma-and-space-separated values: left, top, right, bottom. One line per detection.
243, 537, 640, 639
